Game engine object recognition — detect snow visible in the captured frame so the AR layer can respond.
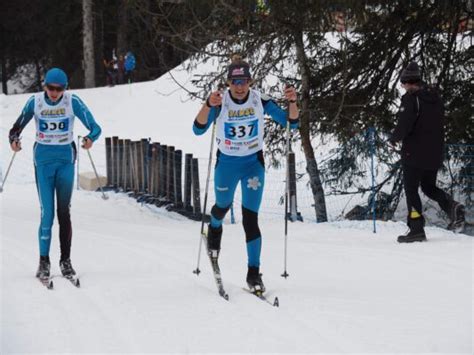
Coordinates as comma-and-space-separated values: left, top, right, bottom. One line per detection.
1, 61, 473, 354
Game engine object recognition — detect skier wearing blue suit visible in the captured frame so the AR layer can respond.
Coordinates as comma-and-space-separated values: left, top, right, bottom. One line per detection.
8, 68, 102, 280
193, 55, 299, 292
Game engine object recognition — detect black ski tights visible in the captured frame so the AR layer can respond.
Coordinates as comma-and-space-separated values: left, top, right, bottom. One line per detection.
402, 163, 452, 215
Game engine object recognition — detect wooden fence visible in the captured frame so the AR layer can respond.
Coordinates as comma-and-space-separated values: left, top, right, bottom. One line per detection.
104, 136, 203, 221
104, 136, 301, 223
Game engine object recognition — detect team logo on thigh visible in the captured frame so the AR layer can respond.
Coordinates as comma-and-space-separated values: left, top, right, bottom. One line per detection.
247, 176, 261, 191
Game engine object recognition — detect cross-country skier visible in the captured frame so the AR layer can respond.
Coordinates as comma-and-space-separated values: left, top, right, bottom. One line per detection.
193, 55, 299, 292
390, 62, 465, 242
8, 68, 102, 279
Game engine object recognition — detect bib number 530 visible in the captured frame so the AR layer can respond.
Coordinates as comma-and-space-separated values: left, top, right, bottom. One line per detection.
39, 119, 68, 132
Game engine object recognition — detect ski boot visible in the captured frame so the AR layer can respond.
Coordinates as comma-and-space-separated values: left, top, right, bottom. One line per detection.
398, 216, 427, 243
36, 256, 51, 279
59, 258, 76, 277
207, 224, 222, 260
246, 266, 266, 294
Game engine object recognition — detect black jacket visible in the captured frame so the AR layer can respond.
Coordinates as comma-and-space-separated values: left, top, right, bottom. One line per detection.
390, 85, 445, 170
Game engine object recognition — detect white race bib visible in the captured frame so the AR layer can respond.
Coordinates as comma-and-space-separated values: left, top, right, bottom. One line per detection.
216, 89, 265, 156
34, 92, 75, 145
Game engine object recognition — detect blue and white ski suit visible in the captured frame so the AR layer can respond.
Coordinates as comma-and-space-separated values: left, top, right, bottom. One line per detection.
193, 89, 298, 267
9, 92, 101, 259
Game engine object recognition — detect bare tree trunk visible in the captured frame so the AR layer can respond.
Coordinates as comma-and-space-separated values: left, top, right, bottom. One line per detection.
116, 0, 128, 56
294, 30, 328, 223
1, 51, 7, 94
82, 0, 96, 88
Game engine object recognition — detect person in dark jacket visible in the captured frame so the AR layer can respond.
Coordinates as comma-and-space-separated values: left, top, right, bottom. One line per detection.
390, 62, 465, 243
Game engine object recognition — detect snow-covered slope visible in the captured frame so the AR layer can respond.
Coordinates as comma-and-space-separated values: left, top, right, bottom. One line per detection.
1, 62, 472, 353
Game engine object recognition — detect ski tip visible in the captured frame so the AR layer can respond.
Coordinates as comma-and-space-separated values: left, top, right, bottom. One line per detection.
273, 297, 279, 307
219, 291, 229, 301
47, 281, 54, 289
74, 279, 81, 287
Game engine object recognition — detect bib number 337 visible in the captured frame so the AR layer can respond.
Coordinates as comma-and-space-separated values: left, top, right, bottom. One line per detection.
225, 120, 258, 140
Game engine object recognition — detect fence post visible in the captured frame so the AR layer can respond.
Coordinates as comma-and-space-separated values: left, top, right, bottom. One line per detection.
149, 143, 158, 198
117, 139, 124, 190
105, 137, 112, 187
123, 139, 131, 191
111, 136, 119, 188
288, 152, 302, 222
156, 143, 162, 199
159, 145, 167, 200
140, 138, 149, 193
174, 149, 183, 208
166, 146, 175, 203
191, 157, 202, 216
132, 141, 140, 193
184, 153, 193, 211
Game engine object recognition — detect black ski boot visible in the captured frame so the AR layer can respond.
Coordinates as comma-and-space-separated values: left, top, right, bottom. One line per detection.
246, 266, 266, 293
207, 224, 222, 259
447, 201, 465, 232
398, 216, 427, 243
36, 256, 51, 279
59, 258, 76, 277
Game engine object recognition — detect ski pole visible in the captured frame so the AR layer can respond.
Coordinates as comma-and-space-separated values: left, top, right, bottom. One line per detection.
85, 143, 109, 200
193, 121, 217, 275
193, 84, 223, 275
0, 151, 17, 193
282, 82, 294, 278
282, 117, 291, 279
77, 135, 81, 190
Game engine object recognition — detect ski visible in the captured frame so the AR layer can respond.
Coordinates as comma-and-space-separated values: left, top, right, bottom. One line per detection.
64, 275, 80, 288
38, 277, 54, 290
208, 251, 229, 301
242, 288, 279, 307
201, 231, 229, 301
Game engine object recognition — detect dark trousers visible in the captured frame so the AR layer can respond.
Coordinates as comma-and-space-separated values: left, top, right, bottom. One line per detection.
402, 163, 451, 216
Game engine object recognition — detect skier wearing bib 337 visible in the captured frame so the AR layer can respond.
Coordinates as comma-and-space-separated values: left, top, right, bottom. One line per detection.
193, 55, 299, 293
8, 68, 102, 280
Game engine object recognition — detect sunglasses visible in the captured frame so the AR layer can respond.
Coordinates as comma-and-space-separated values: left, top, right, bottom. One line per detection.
46, 84, 65, 92
231, 79, 249, 85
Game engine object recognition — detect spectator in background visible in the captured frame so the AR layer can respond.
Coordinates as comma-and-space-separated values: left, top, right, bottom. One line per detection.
124, 51, 136, 83
117, 54, 125, 84
103, 57, 115, 86
390, 62, 465, 243
111, 51, 119, 79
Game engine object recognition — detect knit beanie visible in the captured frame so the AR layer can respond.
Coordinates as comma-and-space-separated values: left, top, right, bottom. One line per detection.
44, 68, 68, 87
400, 62, 421, 84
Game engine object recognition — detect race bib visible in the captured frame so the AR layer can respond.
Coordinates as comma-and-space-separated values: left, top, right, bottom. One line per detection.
39, 118, 69, 133
224, 119, 258, 141
34, 92, 75, 145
